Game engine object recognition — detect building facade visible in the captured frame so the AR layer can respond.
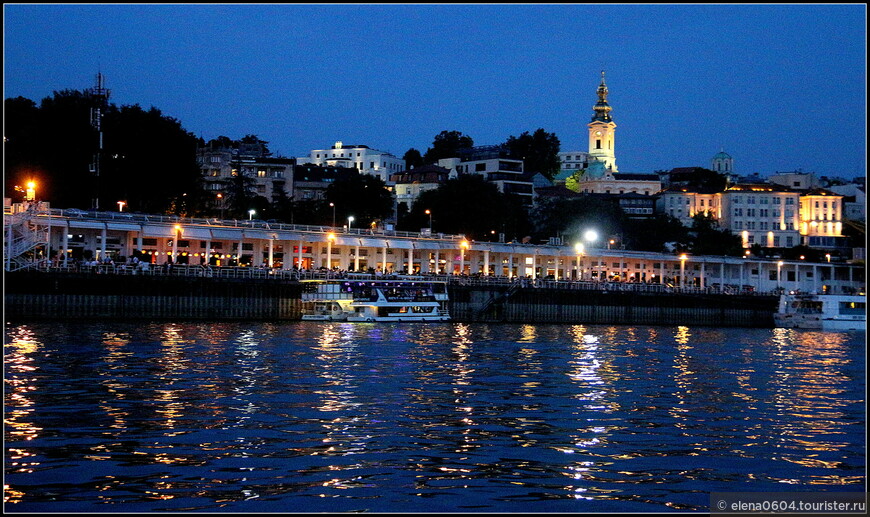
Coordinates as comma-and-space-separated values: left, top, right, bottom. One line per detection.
437, 146, 534, 205
197, 142, 294, 204
389, 164, 451, 209
305, 141, 404, 184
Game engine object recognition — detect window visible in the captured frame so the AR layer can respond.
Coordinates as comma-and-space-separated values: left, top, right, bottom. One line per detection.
475, 163, 486, 172
596, 139, 601, 149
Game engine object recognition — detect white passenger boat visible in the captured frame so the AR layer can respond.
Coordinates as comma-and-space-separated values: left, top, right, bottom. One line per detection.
300, 279, 450, 322
774, 293, 866, 331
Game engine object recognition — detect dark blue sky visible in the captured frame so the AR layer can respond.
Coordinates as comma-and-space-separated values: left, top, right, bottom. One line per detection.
4, 3, 866, 178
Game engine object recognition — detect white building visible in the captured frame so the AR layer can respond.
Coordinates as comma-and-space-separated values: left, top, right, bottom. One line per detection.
558, 151, 590, 173
305, 141, 405, 184
659, 182, 848, 250
438, 148, 534, 205
828, 183, 866, 221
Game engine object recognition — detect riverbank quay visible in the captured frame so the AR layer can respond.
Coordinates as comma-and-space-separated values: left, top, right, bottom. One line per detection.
6, 267, 780, 326
449, 280, 778, 327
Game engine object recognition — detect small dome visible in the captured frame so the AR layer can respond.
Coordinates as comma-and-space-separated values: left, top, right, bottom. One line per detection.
713, 150, 731, 160
585, 160, 607, 179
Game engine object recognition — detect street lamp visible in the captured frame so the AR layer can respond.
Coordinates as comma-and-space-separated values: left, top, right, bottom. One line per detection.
248, 209, 256, 220
777, 260, 784, 290
347, 215, 355, 231
216, 193, 225, 219
25, 181, 36, 202
680, 254, 688, 287
326, 233, 336, 270
329, 202, 336, 228
584, 230, 598, 281
172, 224, 182, 263
583, 230, 598, 246
574, 242, 585, 281
425, 209, 432, 231
117, 201, 126, 212
459, 240, 469, 275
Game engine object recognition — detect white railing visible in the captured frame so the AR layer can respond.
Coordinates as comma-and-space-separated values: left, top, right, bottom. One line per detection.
17, 262, 793, 296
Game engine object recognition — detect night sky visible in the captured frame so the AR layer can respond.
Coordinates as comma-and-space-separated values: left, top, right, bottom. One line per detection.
4, 3, 866, 178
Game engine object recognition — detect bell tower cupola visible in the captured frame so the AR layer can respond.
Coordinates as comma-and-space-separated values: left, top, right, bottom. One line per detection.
588, 70, 618, 172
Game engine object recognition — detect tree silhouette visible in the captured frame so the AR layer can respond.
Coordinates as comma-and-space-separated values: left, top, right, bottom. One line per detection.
504, 128, 561, 180
423, 130, 474, 163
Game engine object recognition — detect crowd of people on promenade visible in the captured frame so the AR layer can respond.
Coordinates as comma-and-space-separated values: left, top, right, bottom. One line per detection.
44, 250, 722, 293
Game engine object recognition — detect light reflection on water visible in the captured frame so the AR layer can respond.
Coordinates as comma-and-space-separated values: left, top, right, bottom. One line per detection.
4, 322, 865, 512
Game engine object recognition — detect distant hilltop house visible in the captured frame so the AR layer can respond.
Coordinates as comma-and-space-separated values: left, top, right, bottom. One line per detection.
389, 144, 535, 208
305, 141, 404, 184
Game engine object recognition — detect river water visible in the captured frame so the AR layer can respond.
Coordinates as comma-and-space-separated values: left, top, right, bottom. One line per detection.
4, 321, 865, 512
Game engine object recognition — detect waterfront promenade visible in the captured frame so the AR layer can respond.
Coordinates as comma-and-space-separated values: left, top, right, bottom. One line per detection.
5, 203, 865, 296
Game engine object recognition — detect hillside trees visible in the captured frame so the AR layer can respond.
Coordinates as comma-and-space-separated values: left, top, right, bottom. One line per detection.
423, 130, 474, 163
4, 90, 203, 213
406, 175, 531, 241
503, 128, 561, 180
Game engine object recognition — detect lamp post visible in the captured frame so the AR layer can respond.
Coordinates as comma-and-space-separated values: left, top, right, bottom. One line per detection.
777, 260, 784, 290
248, 209, 256, 221
326, 233, 335, 270
459, 240, 469, 275
574, 242, 585, 281
216, 193, 224, 219
347, 215, 355, 231
172, 224, 182, 263
584, 230, 598, 281
680, 254, 688, 288
425, 209, 432, 231
329, 202, 336, 228
25, 181, 36, 202
117, 201, 126, 212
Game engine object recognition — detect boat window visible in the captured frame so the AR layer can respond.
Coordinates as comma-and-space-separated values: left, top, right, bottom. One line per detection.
839, 302, 866, 315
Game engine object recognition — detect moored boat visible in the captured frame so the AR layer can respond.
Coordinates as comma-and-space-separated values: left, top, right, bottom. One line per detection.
774, 292, 866, 331
300, 279, 450, 322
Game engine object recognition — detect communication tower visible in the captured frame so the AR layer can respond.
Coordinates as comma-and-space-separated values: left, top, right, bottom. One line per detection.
88, 72, 110, 210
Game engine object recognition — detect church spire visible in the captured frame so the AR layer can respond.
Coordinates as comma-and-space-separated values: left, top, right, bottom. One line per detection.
592, 70, 613, 122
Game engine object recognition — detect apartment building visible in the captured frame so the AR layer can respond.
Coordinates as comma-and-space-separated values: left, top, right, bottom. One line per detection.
304, 141, 404, 184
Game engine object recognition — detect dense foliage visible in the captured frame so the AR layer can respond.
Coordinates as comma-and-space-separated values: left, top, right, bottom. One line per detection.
403, 175, 531, 241
5, 91, 202, 214
503, 128, 561, 180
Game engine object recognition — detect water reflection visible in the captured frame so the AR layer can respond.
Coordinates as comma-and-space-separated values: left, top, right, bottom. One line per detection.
4, 322, 865, 512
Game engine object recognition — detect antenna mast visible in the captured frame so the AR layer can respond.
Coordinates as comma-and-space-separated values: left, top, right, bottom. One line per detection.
88, 72, 110, 210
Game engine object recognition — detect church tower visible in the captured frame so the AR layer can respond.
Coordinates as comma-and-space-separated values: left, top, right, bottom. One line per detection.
588, 71, 617, 172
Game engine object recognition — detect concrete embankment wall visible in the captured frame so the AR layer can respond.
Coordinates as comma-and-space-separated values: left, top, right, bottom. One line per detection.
449, 285, 778, 327
4, 272, 302, 321
5, 273, 778, 326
